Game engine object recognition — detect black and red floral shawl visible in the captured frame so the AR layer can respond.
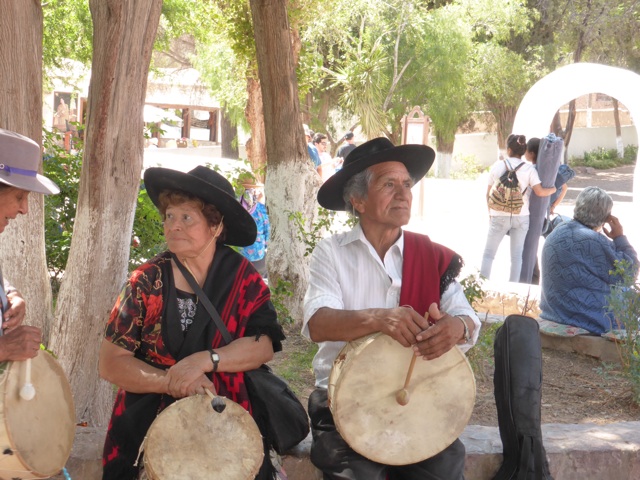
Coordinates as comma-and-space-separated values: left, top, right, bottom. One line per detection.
102, 247, 284, 479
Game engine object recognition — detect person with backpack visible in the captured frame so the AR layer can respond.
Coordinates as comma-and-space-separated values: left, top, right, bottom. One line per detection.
480, 134, 556, 282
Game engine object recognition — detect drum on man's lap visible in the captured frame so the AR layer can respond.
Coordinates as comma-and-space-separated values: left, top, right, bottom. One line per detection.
0, 351, 75, 479
328, 333, 476, 465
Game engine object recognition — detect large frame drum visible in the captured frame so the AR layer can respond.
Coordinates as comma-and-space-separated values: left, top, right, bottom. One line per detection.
0, 351, 75, 479
143, 394, 264, 480
328, 333, 476, 465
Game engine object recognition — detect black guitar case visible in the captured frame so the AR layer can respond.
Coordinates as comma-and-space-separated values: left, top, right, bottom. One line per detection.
492, 315, 553, 480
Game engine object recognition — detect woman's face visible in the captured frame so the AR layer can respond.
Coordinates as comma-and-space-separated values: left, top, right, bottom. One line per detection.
163, 201, 218, 257
0, 186, 29, 234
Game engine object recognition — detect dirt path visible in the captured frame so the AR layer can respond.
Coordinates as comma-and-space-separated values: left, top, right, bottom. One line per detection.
272, 325, 640, 427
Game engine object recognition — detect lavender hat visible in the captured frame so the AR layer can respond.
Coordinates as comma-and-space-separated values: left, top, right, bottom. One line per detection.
0, 129, 60, 194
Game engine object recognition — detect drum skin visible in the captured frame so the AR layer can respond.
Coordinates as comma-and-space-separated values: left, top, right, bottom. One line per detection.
0, 351, 75, 479
143, 394, 264, 480
328, 333, 476, 465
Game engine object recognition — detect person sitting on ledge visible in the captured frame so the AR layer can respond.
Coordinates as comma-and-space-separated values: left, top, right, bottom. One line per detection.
540, 186, 638, 334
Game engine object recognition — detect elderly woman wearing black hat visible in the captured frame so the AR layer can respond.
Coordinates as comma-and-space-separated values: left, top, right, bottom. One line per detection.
99, 166, 285, 479
303, 138, 481, 479
0, 129, 59, 362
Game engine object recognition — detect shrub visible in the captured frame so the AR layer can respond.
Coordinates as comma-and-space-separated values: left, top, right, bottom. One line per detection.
570, 144, 638, 170
450, 154, 484, 180
459, 272, 501, 378
606, 259, 640, 405
43, 129, 82, 294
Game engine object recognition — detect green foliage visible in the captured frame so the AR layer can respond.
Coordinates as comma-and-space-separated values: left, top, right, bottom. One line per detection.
606, 259, 640, 405
271, 279, 295, 325
43, 129, 82, 294
460, 271, 486, 309
450, 154, 484, 180
459, 271, 497, 379
42, 0, 93, 72
274, 339, 318, 397
467, 320, 502, 380
130, 187, 166, 270
288, 207, 338, 257
569, 144, 638, 169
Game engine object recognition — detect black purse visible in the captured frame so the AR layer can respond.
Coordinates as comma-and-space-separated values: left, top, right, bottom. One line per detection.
173, 257, 310, 454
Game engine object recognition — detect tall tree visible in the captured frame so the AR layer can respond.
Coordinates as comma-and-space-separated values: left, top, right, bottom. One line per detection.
49, 0, 163, 426
0, 2, 53, 338
249, 0, 321, 322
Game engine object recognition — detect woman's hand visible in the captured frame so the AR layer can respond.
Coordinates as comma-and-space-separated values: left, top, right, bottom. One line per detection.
166, 351, 213, 398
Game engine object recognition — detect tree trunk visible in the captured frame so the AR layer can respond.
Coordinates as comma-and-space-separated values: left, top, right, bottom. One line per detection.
220, 108, 239, 161
244, 76, 267, 178
0, 2, 53, 340
612, 98, 624, 158
562, 99, 577, 162
49, 0, 162, 427
434, 134, 454, 179
550, 111, 563, 138
249, 0, 320, 324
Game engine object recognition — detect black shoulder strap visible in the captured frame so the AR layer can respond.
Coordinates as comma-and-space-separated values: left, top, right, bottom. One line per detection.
513, 161, 526, 172
171, 254, 233, 345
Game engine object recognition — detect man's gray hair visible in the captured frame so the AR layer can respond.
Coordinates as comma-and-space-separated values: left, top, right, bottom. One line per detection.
343, 168, 373, 217
573, 186, 613, 229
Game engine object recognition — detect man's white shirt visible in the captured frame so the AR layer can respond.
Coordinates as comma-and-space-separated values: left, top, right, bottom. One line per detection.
302, 223, 481, 388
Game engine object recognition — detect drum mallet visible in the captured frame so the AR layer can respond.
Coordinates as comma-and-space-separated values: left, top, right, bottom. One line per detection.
396, 310, 431, 406
205, 387, 226, 413
20, 358, 36, 401
395, 354, 417, 406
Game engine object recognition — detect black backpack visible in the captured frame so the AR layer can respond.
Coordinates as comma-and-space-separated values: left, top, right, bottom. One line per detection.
492, 315, 553, 480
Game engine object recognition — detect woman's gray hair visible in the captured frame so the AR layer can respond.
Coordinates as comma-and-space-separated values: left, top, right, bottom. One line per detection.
343, 168, 374, 217
573, 186, 613, 229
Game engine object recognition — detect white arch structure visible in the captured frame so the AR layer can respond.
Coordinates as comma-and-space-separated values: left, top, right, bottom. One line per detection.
513, 62, 640, 205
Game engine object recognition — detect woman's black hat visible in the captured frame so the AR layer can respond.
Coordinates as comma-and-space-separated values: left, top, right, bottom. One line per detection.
144, 166, 257, 247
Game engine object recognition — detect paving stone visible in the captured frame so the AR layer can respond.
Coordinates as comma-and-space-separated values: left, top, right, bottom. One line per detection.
49, 422, 640, 479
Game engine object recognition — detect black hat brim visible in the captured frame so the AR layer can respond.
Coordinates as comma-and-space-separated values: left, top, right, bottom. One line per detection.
318, 143, 435, 210
144, 166, 257, 247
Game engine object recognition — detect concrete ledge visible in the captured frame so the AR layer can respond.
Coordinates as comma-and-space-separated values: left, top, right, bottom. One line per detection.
52, 422, 640, 480
540, 332, 621, 363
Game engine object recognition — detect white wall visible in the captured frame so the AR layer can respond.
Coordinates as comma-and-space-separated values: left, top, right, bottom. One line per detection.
449, 126, 638, 172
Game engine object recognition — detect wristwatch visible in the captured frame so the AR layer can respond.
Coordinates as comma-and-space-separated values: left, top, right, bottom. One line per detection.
209, 349, 220, 372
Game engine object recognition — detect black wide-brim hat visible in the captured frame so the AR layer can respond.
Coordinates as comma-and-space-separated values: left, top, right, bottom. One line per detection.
144, 165, 257, 247
317, 137, 435, 210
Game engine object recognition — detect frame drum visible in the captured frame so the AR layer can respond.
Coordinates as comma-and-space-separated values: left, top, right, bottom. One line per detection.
328, 333, 476, 465
143, 394, 264, 480
0, 351, 75, 479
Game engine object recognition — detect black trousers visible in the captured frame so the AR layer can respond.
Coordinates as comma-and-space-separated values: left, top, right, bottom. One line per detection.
308, 388, 466, 480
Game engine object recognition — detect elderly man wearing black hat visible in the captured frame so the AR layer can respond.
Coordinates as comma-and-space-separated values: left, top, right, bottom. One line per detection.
302, 137, 480, 479
0, 129, 59, 362
99, 165, 285, 479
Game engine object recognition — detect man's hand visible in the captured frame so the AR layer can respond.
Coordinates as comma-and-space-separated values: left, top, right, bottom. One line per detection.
0, 325, 42, 362
3, 289, 26, 330
413, 303, 465, 360
378, 306, 432, 347
603, 214, 624, 239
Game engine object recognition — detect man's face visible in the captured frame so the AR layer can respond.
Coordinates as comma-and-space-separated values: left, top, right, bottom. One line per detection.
352, 161, 414, 229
